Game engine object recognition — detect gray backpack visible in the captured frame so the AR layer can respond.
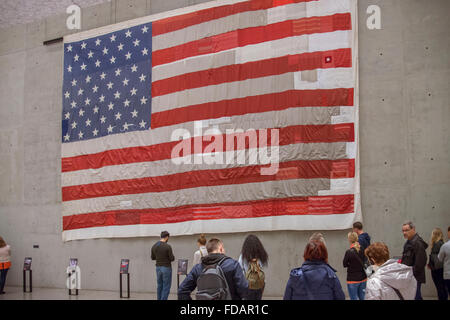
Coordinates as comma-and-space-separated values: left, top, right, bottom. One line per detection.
195, 257, 231, 300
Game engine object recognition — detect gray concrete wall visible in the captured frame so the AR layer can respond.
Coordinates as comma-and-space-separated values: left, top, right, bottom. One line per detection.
0, 0, 449, 298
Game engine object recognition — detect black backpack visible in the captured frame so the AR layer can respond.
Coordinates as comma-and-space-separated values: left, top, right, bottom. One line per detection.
195, 257, 231, 300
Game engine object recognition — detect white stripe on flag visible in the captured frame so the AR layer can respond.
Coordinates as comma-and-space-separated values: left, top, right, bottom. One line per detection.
62, 212, 356, 241
61, 106, 349, 158
62, 178, 332, 216
62, 142, 351, 187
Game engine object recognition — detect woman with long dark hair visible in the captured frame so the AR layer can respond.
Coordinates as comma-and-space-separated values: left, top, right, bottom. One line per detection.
238, 234, 268, 300
0, 236, 11, 294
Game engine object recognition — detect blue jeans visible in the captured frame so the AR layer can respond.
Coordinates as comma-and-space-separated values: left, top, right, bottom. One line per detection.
0, 268, 8, 293
347, 281, 366, 300
156, 266, 172, 300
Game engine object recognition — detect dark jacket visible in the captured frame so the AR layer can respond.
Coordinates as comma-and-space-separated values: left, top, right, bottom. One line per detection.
428, 240, 444, 270
283, 260, 345, 300
401, 233, 428, 283
358, 232, 371, 253
151, 241, 175, 268
343, 247, 367, 282
177, 253, 248, 300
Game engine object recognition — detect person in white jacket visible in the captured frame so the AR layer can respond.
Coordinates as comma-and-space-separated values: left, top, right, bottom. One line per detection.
365, 242, 417, 300
192, 234, 208, 268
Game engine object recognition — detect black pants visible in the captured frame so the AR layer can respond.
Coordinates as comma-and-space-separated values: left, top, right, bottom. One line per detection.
445, 280, 450, 297
246, 283, 265, 300
430, 269, 447, 300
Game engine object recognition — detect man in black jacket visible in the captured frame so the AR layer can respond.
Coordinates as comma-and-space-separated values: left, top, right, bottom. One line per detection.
151, 231, 175, 300
401, 221, 428, 300
178, 238, 248, 300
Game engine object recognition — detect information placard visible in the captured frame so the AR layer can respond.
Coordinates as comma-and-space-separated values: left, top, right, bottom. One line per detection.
177, 259, 188, 275
23, 257, 32, 270
69, 258, 78, 267
120, 259, 130, 274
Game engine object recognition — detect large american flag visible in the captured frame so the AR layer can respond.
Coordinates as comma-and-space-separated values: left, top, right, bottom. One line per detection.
61, 0, 360, 241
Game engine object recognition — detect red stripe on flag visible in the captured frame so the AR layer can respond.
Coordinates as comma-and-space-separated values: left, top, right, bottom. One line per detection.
151, 88, 354, 129
152, 48, 352, 97
152, 0, 318, 36
62, 123, 354, 172
152, 13, 351, 67
62, 194, 354, 230
62, 159, 355, 201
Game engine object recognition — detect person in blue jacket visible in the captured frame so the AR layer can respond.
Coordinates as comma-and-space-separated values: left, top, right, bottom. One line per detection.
284, 239, 345, 300
353, 221, 371, 253
178, 238, 248, 300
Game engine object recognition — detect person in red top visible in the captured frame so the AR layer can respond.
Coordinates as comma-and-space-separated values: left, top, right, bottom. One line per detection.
0, 236, 11, 294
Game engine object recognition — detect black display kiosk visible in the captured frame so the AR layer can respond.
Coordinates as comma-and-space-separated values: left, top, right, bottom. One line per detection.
23, 257, 32, 293
119, 259, 130, 298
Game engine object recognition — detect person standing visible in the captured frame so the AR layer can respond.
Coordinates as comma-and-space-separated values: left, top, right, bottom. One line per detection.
192, 234, 208, 268
284, 240, 345, 300
428, 228, 447, 300
365, 242, 416, 300
0, 236, 11, 295
438, 226, 450, 298
343, 232, 367, 300
238, 234, 268, 300
178, 238, 248, 300
151, 231, 175, 300
401, 221, 428, 300
353, 222, 371, 254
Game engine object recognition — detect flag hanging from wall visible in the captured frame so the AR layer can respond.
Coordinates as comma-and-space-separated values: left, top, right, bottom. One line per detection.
61, 0, 360, 241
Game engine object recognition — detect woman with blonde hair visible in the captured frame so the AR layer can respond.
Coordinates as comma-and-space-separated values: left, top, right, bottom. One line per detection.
192, 234, 208, 268
342, 232, 367, 300
428, 228, 447, 300
0, 236, 11, 294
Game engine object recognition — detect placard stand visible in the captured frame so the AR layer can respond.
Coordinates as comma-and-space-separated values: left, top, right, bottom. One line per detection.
23, 269, 32, 293
120, 273, 130, 298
